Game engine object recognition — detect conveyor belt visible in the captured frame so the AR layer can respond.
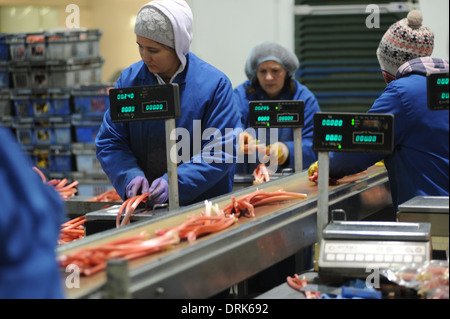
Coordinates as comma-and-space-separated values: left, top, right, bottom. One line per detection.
58, 165, 391, 299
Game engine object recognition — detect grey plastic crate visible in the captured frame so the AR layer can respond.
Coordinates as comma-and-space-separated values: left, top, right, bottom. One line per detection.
47, 29, 102, 60
49, 57, 104, 88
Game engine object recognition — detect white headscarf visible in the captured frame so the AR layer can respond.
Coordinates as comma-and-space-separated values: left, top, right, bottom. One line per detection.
136, 0, 194, 81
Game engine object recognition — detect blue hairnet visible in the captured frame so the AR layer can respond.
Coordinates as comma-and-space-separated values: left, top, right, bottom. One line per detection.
245, 41, 300, 81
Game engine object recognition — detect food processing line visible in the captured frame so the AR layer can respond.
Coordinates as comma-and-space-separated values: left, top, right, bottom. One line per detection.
58, 164, 392, 299
58, 75, 448, 299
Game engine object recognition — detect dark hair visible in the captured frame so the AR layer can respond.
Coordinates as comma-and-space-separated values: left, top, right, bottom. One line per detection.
245, 75, 296, 96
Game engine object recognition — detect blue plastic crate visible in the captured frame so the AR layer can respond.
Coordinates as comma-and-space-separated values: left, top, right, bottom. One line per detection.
30, 89, 71, 117
34, 123, 53, 145
72, 116, 102, 143
51, 150, 73, 173
52, 94, 71, 116
0, 62, 9, 89
0, 90, 11, 117
31, 95, 52, 117
15, 122, 35, 146
52, 121, 72, 145
0, 33, 8, 61
72, 84, 113, 117
12, 91, 32, 117
34, 119, 72, 146
31, 148, 51, 174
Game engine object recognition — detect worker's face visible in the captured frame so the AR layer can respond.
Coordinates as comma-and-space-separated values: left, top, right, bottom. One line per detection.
256, 60, 287, 99
136, 35, 180, 81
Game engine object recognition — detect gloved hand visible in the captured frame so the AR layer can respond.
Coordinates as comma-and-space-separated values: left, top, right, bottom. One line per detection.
307, 161, 339, 185
146, 178, 169, 207
263, 142, 289, 166
126, 176, 149, 198
308, 161, 319, 182
238, 132, 261, 155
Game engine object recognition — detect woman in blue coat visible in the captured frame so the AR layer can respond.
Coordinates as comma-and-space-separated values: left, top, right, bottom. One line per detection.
0, 126, 65, 298
234, 41, 321, 174
309, 11, 449, 212
96, 0, 240, 207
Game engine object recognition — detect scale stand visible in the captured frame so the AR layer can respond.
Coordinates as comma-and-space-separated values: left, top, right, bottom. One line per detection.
109, 84, 181, 211
249, 100, 305, 172
165, 118, 179, 210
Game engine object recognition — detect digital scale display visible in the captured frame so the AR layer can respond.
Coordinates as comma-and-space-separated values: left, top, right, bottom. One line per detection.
427, 72, 449, 110
109, 84, 180, 123
313, 112, 394, 153
248, 100, 304, 128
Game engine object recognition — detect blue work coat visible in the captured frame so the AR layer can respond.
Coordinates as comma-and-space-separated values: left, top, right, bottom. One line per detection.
328, 74, 449, 211
96, 52, 240, 206
0, 127, 64, 298
234, 80, 321, 174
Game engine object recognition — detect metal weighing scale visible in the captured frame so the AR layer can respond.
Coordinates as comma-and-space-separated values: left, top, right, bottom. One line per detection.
312, 112, 432, 280
109, 84, 181, 211
397, 196, 449, 255
249, 100, 304, 171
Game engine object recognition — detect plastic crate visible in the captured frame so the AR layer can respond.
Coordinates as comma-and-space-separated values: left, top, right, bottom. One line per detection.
14, 122, 35, 146
0, 61, 9, 89
26, 148, 50, 173
52, 120, 72, 145
11, 89, 31, 117
47, 29, 102, 60
72, 83, 113, 117
50, 149, 73, 173
71, 116, 102, 143
7, 33, 26, 61
49, 57, 104, 88
27, 33, 46, 61
72, 143, 102, 173
9, 61, 49, 89
34, 118, 72, 146
72, 171, 113, 197
30, 89, 71, 117
0, 33, 8, 61
0, 89, 11, 118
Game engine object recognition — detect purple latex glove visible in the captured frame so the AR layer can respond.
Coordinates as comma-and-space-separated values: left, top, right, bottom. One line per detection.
126, 176, 149, 198
147, 178, 169, 207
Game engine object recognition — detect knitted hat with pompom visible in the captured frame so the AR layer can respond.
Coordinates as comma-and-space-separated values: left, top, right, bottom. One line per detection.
376, 10, 434, 83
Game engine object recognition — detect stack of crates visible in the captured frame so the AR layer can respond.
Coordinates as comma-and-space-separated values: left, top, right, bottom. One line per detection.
2, 29, 115, 197
8, 30, 104, 89
71, 83, 114, 196
0, 33, 12, 131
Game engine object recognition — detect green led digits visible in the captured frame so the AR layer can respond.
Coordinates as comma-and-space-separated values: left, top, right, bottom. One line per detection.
257, 115, 270, 122
442, 93, 449, 99
325, 134, 342, 142
145, 104, 164, 111
121, 106, 135, 113
117, 93, 135, 100
278, 115, 294, 122
254, 105, 270, 111
322, 119, 343, 127
437, 77, 449, 85
354, 134, 377, 143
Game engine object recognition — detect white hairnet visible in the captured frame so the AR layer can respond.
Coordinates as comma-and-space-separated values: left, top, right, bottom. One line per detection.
245, 41, 299, 81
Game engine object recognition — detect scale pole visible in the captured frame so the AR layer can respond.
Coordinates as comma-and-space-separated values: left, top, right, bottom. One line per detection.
165, 119, 179, 210
293, 127, 303, 172
317, 151, 329, 243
